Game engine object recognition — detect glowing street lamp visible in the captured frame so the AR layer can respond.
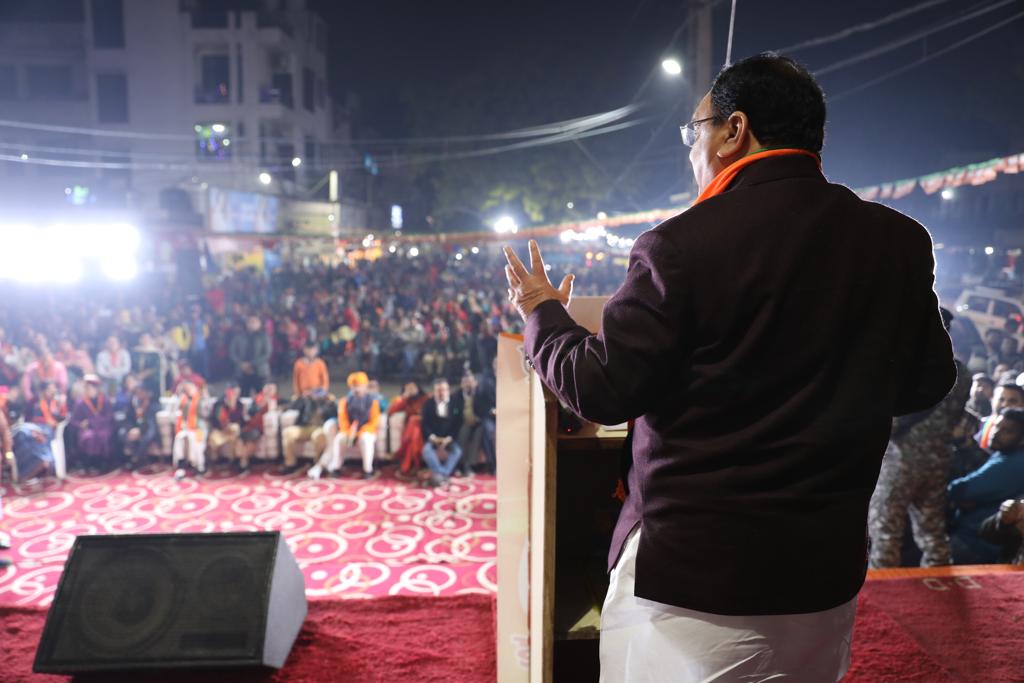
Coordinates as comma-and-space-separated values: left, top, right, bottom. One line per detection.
941, 188, 955, 200
291, 157, 302, 168
493, 216, 519, 234
661, 58, 683, 76
258, 172, 272, 185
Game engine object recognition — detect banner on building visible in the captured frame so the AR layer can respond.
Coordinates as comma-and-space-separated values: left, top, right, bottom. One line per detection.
208, 189, 279, 234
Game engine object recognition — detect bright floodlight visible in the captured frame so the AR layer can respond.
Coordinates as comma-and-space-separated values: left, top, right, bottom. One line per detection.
259, 172, 272, 185
661, 58, 683, 76
211, 123, 226, 133
291, 157, 302, 168
409, 247, 420, 257
940, 188, 955, 200
471, 246, 480, 254
494, 216, 519, 234
101, 255, 138, 281
985, 246, 995, 255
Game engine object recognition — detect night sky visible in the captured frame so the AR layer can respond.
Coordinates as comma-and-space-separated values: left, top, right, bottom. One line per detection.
313, 0, 1024, 196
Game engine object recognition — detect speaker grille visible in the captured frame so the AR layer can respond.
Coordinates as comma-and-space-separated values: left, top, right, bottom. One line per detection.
36, 533, 279, 671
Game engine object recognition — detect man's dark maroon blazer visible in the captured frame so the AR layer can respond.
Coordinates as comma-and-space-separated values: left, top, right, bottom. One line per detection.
524, 155, 956, 616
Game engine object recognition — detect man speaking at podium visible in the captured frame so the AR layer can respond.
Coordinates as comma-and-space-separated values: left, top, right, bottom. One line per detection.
504, 53, 955, 682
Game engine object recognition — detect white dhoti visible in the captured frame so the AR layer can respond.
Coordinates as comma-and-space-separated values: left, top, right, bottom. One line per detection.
599, 528, 856, 683
172, 430, 206, 472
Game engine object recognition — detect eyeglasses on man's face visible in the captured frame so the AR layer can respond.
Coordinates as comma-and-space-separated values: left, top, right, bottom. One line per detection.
679, 116, 717, 147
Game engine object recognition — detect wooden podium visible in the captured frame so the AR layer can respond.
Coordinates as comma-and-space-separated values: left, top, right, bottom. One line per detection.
496, 298, 625, 683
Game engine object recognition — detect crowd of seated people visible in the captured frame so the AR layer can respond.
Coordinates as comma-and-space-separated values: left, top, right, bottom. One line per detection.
869, 312, 1024, 568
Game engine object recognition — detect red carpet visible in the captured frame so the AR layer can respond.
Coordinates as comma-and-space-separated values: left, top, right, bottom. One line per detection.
846, 572, 1024, 682
3, 574, 1022, 681
0, 464, 496, 606
0, 595, 496, 683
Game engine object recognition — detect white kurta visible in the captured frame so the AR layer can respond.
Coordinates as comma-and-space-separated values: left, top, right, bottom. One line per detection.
600, 528, 857, 683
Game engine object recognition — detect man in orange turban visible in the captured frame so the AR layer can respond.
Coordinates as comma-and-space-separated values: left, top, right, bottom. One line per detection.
308, 371, 382, 480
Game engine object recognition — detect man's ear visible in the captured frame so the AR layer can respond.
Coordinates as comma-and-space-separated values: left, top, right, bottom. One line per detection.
716, 111, 751, 161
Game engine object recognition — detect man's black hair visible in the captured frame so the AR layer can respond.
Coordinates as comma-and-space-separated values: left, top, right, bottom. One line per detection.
998, 406, 1024, 430
433, 377, 449, 387
709, 52, 826, 154
996, 382, 1024, 395
303, 340, 317, 349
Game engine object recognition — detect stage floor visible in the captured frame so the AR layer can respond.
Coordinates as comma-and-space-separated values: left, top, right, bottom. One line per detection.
0, 464, 497, 607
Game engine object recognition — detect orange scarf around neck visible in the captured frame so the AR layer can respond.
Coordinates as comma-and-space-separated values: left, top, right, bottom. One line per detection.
694, 148, 821, 205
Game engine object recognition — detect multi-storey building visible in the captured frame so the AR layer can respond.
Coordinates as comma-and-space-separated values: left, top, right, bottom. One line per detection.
0, 0, 351, 217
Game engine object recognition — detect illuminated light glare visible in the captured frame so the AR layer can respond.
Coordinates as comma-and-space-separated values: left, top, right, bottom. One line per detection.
595, 252, 606, 261
544, 264, 552, 271
985, 246, 995, 255
328, 214, 336, 222
566, 201, 574, 209
20, 153, 28, 161
940, 188, 955, 200
100, 256, 138, 282
258, 172, 272, 185
471, 246, 480, 254
493, 216, 519, 234
596, 211, 608, 220
211, 123, 226, 133
661, 58, 683, 76
388, 245, 397, 254
408, 247, 420, 257
291, 157, 302, 167
455, 253, 463, 261
222, 139, 231, 147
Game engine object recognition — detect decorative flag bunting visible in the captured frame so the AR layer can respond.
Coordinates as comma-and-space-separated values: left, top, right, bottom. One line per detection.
853, 152, 1024, 203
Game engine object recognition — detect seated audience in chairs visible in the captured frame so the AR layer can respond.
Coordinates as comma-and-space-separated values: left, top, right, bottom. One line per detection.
978, 497, 1024, 564
949, 407, 1024, 563
171, 360, 206, 396
389, 381, 429, 477
208, 382, 256, 472
21, 344, 68, 402
172, 380, 206, 476
0, 407, 11, 569
243, 381, 278, 442
28, 381, 66, 431
367, 379, 389, 458
967, 373, 994, 419
55, 338, 94, 384
11, 421, 56, 482
96, 335, 132, 397
308, 372, 381, 480
292, 341, 329, 399
68, 375, 117, 471
420, 378, 464, 487
116, 384, 160, 469
280, 390, 335, 475
132, 332, 166, 399
0, 385, 24, 424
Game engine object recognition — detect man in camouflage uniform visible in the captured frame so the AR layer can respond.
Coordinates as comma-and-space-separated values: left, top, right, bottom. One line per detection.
868, 309, 971, 567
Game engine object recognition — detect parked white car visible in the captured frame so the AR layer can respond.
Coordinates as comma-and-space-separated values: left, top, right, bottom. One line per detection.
954, 287, 1024, 342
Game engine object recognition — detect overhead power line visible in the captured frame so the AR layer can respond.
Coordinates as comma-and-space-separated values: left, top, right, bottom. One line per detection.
815, 0, 1017, 76
0, 103, 642, 148
776, 0, 955, 53
830, 10, 1024, 101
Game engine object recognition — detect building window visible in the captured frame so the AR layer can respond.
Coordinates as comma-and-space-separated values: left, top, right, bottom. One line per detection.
96, 73, 128, 122
196, 53, 229, 104
190, 9, 228, 29
236, 44, 244, 103
0, 65, 16, 100
26, 65, 75, 100
302, 67, 314, 112
195, 122, 232, 161
304, 136, 316, 168
91, 0, 124, 49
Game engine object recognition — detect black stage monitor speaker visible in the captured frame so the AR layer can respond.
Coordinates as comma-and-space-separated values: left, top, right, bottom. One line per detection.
33, 531, 307, 674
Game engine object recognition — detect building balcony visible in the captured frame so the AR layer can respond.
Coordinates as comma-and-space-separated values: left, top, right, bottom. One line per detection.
257, 11, 293, 37
195, 85, 230, 105
260, 80, 293, 109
